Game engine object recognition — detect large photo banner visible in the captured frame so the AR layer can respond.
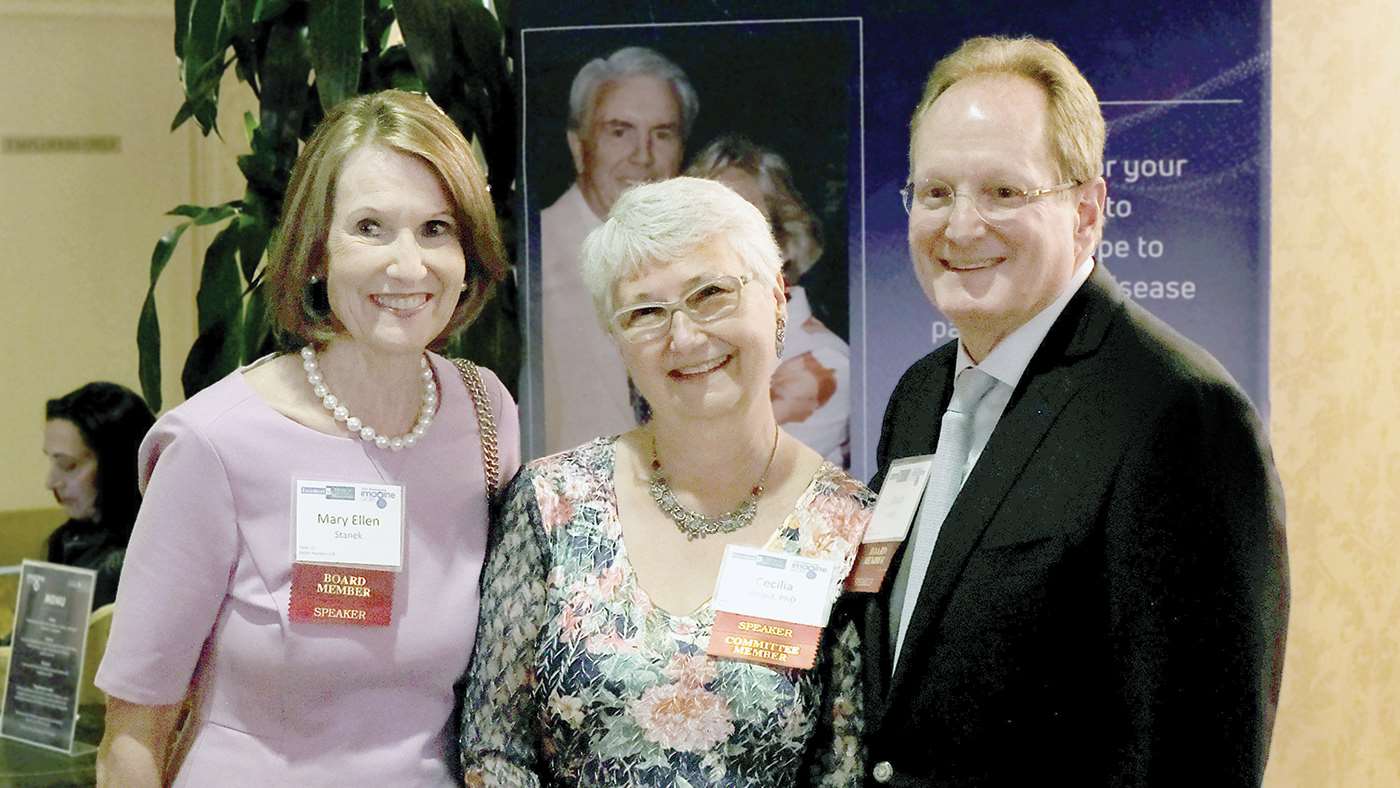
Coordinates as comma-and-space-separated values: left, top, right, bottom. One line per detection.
516, 2, 1269, 479
518, 16, 862, 463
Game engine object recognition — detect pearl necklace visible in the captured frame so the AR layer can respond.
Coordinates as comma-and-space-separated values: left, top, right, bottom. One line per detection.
300, 346, 437, 451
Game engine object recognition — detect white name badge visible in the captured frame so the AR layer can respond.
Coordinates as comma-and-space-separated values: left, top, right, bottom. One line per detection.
865, 455, 935, 543
709, 545, 838, 669
712, 545, 838, 627
293, 479, 405, 570
845, 455, 934, 593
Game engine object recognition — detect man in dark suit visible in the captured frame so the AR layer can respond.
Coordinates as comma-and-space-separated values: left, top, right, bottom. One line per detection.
860, 36, 1288, 785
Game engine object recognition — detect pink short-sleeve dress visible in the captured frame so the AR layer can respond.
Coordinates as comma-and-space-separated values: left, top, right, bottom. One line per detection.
96, 353, 520, 787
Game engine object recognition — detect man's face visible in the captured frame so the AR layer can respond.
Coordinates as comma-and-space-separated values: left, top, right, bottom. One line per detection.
908, 74, 1100, 360
569, 74, 684, 218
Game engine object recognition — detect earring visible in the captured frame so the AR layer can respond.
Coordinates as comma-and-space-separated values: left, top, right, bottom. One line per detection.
775, 316, 787, 358
303, 275, 329, 318
460, 282, 468, 291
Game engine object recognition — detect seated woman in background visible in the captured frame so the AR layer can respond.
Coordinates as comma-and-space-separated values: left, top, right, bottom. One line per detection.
42, 382, 155, 609
95, 89, 519, 786
461, 177, 873, 785
687, 135, 852, 467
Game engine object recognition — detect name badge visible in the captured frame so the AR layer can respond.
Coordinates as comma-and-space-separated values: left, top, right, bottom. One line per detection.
845, 455, 933, 593
293, 479, 405, 569
289, 479, 405, 627
707, 545, 838, 670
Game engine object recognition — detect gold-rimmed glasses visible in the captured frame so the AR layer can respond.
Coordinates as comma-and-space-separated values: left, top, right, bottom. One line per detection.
900, 178, 1079, 223
610, 274, 753, 343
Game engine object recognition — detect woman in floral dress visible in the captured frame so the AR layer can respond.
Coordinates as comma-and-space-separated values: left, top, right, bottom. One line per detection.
461, 177, 874, 786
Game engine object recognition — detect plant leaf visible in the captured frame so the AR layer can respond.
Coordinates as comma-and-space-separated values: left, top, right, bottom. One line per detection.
258, 12, 312, 168
181, 321, 235, 398
196, 224, 244, 333
450, 0, 504, 82
183, 0, 226, 101
363, 0, 396, 58
235, 209, 270, 283
241, 282, 273, 361
188, 224, 245, 395
243, 110, 258, 145
136, 221, 194, 411
170, 98, 197, 131
252, 0, 293, 23
222, 0, 254, 39
494, 0, 515, 37
137, 292, 164, 413
394, 0, 457, 100
230, 31, 262, 94
175, 0, 193, 59
308, 0, 363, 112
168, 201, 239, 224
197, 203, 241, 225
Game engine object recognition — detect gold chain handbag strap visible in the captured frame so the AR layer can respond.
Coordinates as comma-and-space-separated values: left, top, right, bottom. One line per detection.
452, 358, 499, 496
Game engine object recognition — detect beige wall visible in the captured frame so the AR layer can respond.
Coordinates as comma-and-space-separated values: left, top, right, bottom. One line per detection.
0, 0, 1395, 782
1268, 0, 1400, 784
0, 0, 251, 512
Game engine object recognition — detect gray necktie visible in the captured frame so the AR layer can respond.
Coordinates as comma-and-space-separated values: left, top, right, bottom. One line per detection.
888, 367, 998, 668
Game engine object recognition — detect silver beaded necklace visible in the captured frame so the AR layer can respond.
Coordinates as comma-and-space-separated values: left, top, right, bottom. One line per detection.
648, 425, 780, 541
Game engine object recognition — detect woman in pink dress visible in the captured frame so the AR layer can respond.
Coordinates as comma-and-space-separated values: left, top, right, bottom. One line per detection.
95, 90, 519, 786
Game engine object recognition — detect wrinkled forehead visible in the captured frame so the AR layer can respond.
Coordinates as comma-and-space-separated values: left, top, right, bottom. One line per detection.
587, 74, 683, 132
613, 240, 747, 305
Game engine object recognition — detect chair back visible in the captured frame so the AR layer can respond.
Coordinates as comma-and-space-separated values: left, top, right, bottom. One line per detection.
79, 602, 115, 706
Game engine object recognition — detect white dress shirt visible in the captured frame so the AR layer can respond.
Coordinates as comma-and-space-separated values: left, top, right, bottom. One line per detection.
539, 184, 637, 454
952, 256, 1095, 481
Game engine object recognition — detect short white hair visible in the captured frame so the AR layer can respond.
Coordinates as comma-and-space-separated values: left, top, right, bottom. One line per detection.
579, 177, 784, 327
569, 46, 699, 139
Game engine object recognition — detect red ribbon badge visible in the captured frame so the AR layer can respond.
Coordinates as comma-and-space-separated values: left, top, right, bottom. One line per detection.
289, 564, 394, 627
708, 611, 823, 670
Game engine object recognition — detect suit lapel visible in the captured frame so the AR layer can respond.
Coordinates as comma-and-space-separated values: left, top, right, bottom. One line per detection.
886, 264, 1124, 693
863, 354, 954, 731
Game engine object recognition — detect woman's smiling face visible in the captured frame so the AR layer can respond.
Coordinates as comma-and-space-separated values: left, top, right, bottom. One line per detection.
324, 145, 466, 357
612, 240, 783, 424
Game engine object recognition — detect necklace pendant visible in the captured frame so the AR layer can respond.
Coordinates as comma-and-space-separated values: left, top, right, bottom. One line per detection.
647, 425, 780, 541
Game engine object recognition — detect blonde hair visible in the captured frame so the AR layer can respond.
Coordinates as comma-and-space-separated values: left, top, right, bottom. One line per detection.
686, 135, 825, 280
266, 89, 508, 348
910, 36, 1105, 185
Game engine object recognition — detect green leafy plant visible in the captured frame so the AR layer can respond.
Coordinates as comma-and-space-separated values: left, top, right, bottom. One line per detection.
138, 0, 519, 412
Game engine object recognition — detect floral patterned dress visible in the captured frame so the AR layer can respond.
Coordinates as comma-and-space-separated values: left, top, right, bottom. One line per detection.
461, 437, 873, 787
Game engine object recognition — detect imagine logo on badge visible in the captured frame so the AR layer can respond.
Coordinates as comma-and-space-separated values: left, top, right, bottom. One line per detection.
360, 488, 396, 510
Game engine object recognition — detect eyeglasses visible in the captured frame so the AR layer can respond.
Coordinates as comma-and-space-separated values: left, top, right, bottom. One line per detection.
611, 274, 753, 343
899, 178, 1079, 223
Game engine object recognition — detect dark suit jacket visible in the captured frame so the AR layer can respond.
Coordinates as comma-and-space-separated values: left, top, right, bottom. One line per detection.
856, 264, 1288, 786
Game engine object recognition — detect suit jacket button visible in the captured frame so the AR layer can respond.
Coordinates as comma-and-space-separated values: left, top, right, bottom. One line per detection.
873, 761, 894, 783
